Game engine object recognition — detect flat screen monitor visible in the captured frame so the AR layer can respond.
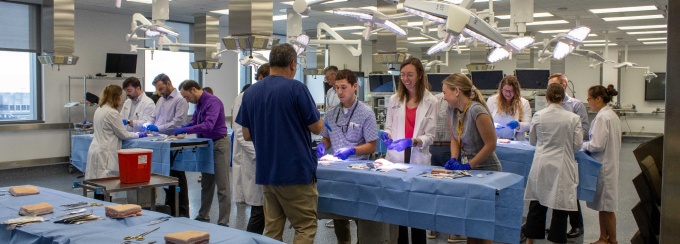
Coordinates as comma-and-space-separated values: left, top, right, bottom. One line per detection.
427, 74, 450, 92
106, 53, 137, 76
645, 72, 665, 101
368, 74, 395, 93
515, 69, 550, 89
471, 70, 503, 90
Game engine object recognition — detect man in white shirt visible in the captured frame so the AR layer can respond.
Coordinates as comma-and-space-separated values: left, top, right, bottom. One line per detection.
324, 66, 340, 111
120, 77, 155, 132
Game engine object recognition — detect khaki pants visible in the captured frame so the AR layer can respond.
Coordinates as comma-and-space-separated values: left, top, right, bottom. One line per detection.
263, 182, 318, 244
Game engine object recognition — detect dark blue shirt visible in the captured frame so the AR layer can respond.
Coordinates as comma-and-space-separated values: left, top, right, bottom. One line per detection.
235, 75, 320, 185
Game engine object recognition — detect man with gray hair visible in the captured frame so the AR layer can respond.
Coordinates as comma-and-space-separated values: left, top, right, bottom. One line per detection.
236, 44, 326, 243
324, 65, 339, 111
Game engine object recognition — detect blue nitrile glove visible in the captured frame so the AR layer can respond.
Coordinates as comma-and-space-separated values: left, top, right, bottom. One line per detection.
445, 161, 472, 170
141, 123, 159, 132
173, 128, 187, 136
381, 132, 393, 147
181, 122, 194, 128
324, 120, 332, 132
444, 158, 459, 170
387, 138, 412, 152
316, 142, 326, 158
506, 120, 519, 130
122, 119, 128, 126
137, 132, 147, 138
333, 147, 356, 160
494, 123, 505, 130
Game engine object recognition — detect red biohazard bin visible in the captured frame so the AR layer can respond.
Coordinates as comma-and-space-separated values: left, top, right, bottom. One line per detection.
118, 148, 153, 183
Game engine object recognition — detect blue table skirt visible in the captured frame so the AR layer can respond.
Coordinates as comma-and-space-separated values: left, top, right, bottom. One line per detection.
71, 134, 215, 175
316, 161, 525, 243
495, 141, 603, 202
0, 187, 282, 244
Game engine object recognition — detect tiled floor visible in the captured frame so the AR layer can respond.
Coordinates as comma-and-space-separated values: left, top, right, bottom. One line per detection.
0, 140, 645, 243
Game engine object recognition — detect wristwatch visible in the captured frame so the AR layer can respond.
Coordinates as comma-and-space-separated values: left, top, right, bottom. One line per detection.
412, 138, 418, 147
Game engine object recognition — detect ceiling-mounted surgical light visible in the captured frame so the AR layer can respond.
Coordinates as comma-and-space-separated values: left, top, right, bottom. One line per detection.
487, 36, 535, 63
551, 26, 591, 60
332, 8, 407, 40
291, 34, 310, 56
240, 52, 269, 67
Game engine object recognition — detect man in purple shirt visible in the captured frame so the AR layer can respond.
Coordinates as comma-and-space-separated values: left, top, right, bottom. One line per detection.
175, 79, 231, 226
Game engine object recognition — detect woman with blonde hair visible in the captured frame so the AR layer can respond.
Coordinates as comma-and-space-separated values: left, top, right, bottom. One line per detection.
86, 85, 146, 191
441, 73, 500, 244
486, 75, 532, 140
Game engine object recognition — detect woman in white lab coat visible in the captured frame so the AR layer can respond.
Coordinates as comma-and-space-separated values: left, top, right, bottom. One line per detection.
86, 85, 145, 182
524, 83, 583, 244
582, 85, 621, 244
486, 75, 532, 141
382, 57, 436, 244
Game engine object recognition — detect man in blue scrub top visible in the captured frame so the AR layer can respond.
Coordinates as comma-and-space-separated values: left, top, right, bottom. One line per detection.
236, 43, 326, 243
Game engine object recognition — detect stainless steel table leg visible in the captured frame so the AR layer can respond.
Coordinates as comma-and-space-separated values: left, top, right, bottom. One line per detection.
174, 185, 179, 217
150, 188, 156, 211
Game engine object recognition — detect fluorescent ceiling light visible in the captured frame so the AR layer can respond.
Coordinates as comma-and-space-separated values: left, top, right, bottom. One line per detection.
526, 20, 569, 26
210, 9, 229, 15
643, 41, 667, 45
583, 43, 618, 47
603, 14, 664, 22
408, 37, 428, 41
495, 12, 553, 20
539, 29, 570, 33
589, 5, 657, 14
408, 22, 423, 27
618, 24, 666, 30
282, 0, 347, 5
441, 0, 499, 3
582, 40, 607, 43
627, 30, 667, 35
637, 37, 666, 41
273, 15, 308, 21
127, 0, 170, 3
331, 26, 365, 31
411, 41, 438, 44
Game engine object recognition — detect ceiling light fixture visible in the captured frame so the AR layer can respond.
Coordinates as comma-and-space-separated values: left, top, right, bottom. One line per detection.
618, 24, 666, 30
240, 52, 269, 67
643, 41, 667, 45
210, 9, 229, 15
627, 30, 667, 35
589, 5, 657, 14
637, 37, 666, 41
332, 8, 407, 39
290, 34, 310, 55
495, 12, 553, 20
582, 43, 618, 47
602, 14, 664, 22
487, 36, 535, 63
550, 26, 591, 60
525, 20, 569, 26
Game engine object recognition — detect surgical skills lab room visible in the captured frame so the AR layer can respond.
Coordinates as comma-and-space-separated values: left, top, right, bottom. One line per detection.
1, 0, 678, 243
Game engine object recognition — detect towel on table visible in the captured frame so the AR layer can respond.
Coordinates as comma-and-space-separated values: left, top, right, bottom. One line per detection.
164, 230, 210, 244
105, 204, 142, 218
9, 185, 40, 196
19, 202, 54, 216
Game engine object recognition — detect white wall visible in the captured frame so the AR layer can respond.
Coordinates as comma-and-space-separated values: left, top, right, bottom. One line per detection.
617, 49, 666, 134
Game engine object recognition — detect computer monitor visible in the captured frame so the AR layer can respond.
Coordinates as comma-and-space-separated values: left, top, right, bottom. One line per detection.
515, 69, 550, 89
645, 72, 665, 101
471, 70, 503, 90
368, 74, 395, 93
105, 53, 138, 77
426, 74, 450, 93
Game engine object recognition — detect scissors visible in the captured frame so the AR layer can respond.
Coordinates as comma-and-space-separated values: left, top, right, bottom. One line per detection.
124, 226, 160, 241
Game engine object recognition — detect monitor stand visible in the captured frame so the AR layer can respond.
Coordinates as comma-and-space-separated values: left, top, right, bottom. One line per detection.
116, 73, 123, 77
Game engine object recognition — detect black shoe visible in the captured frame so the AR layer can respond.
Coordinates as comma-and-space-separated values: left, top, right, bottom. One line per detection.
194, 217, 210, 223
218, 223, 229, 227
566, 227, 583, 238
545, 228, 550, 234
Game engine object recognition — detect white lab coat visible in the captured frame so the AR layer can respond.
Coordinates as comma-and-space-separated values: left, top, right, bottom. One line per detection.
86, 104, 141, 180
384, 92, 437, 165
120, 95, 155, 132
230, 92, 263, 206
486, 94, 532, 141
582, 106, 621, 212
525, 103, 583, 211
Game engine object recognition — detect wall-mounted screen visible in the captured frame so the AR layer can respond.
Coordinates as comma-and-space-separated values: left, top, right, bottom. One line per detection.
106, 53, 137, 76
471, 70, 503, 90
645, 72, 665, 101
515, 69, 550, 89
427, 74, 450, 93
368, 74, 395, 93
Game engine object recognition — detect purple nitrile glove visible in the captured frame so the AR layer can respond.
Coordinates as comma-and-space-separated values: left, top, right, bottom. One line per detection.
387, 138, 412, 152
181, 122, 194, 128
445, 161, 472, 170
381, 132, 393, 147
122, 119, 128, 126
316, 142, 326, 158
333, 147, 356, 160
142, 124, 159, 132
173, 128, 187, 136
137, 132, 147, 138
506, 120, 519, 130
444, 158, 459, 170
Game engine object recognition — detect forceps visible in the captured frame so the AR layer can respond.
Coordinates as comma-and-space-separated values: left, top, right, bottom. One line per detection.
124, 227, 160, 241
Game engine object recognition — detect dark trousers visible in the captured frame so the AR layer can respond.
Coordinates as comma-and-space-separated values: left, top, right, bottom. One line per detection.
247, 205, 265, 234
398, 225, 426, 244
525, 201, 569, 243
164, 169, 189, 217
568, 200, 583, 228
429, 145, 451, 167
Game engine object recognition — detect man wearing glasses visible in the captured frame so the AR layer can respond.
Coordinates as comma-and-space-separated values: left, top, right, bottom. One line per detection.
324, 66, 340, 111
318, 69, 379, 244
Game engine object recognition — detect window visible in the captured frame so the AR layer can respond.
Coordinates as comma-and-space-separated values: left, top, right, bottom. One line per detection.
0, 2, 40, 122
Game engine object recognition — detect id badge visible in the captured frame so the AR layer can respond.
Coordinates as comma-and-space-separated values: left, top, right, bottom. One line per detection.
462, 157, 469, 164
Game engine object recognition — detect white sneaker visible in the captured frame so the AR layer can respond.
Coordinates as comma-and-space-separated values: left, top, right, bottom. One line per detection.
427, 230, 440, 239
448, 234, 466, 243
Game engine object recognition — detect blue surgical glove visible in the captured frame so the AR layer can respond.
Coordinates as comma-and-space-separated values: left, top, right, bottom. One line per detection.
333, 147, 356, 160
137, 132, 147, 138
122, 119, 128, 126
387, 138, 412, 152
181, 122, 194, 128
444, 158, 459, 170
142, 123, 159, 132
381, 132, 393, 147
445, 160, 472, 170
316, 142, 326, 158
324, 120, 332, 132
506, 120, 519, 130
494, 123, 505, 130
173, 128, 187, 136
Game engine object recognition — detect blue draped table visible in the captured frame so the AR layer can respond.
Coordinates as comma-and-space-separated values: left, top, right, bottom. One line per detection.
0, 187, 282, 244
316, 161, 525, 243
495, 141, 603, 202
71, 134, 215, 175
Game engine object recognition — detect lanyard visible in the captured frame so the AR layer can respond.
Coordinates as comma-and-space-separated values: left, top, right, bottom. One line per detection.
456, 100, 472, 146
335, 98, 359, 133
